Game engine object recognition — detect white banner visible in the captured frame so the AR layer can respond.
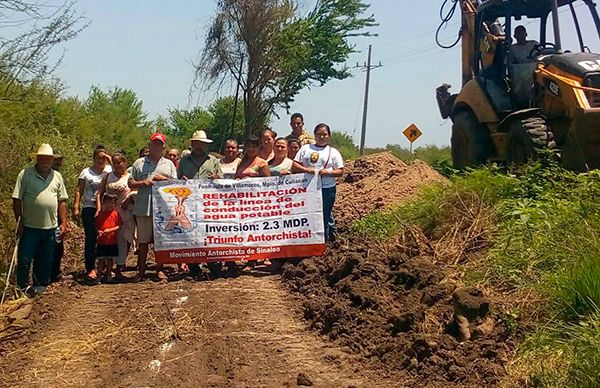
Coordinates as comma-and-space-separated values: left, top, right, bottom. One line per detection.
152, 174, 325, 263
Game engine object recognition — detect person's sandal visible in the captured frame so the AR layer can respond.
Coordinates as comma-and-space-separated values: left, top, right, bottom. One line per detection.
157, 271, 169, 282
133, 273, 145, 283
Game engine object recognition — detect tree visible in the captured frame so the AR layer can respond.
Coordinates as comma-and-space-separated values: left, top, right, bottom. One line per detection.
208, 96, 245, 150
0, 1, 86, 101
160, 96, 245, 152
165, 106, 212, 140
195, 0, 375, 136
84, 86, 150, 156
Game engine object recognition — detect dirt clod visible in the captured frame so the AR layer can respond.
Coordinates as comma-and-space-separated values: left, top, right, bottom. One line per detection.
453, 288, 490, 320
296, 371, 313, 386
473, 317, 496, 338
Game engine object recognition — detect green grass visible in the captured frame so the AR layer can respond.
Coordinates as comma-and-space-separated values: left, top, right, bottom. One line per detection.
351, 184, 445, 239
520, 310, 600, 388
552, 255, 600, 323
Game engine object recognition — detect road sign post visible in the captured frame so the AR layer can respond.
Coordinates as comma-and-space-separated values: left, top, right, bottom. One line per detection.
403, 123, 423, 154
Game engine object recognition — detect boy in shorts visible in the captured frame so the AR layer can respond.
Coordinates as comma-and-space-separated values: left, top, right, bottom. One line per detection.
95, 193, 122, 283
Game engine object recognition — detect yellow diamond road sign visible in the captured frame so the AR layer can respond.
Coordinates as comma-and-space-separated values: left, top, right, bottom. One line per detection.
403, 124, 422, 143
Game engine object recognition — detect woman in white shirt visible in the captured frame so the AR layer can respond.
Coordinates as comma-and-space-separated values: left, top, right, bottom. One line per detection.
73, 145, 112, 280
294, 124, 344, 242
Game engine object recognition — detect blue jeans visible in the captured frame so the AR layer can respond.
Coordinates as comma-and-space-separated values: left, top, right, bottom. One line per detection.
321, 186, 337, 242
17, 227, 56, 290
81, 207, 97, 272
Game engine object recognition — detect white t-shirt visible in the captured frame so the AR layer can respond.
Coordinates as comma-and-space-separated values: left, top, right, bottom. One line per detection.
510, 40, 538, 63
78, 165, 112, 208
294, 144, 344, 189
219, 157, 241, 179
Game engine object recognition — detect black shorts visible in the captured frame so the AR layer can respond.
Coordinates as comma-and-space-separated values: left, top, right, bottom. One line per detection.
96, 244, 119, 258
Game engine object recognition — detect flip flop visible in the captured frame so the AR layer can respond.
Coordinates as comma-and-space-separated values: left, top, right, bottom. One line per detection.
157, 271, 169, 282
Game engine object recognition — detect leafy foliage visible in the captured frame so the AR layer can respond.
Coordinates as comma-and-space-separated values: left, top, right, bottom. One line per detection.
330, 131, 359, 160
0, 81, 151, 291
195, 0, 375, 135
159, 96, 245, 152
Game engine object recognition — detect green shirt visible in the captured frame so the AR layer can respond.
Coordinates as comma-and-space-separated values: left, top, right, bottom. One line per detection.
177, 153, 223, 180
12, 166, 68, 229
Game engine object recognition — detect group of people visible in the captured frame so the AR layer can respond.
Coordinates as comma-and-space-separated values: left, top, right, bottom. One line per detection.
12, 112, 344, 296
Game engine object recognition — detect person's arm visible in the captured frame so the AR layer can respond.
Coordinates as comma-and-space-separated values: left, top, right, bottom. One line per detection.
57, 175, 70, 236
208, 159, 224, 180
319, 168, 344, 178
73, 178, 85, 218
176, 161, 183, 179
12, 199, 23, 237
291, 161, 315, 174
121, 191, 135, 209
104, 153, 112, 167
96, 175, 108, 216
259, 161, 271, 177
100, 225, 120, 234
128, 177, 152, 189
128, 164, 152, 189
58, 199, 69, 237
319, 149, 344, 178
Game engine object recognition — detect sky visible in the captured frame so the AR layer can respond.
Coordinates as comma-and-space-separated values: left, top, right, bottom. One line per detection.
45, 0, 600, 149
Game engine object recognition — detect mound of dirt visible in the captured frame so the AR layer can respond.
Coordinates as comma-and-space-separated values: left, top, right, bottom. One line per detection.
282, 234, 511, 387
336, 153, 447, 229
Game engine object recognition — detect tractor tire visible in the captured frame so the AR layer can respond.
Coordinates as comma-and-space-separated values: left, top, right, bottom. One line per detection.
506, 117, 556, 164
451, 110, 493, 169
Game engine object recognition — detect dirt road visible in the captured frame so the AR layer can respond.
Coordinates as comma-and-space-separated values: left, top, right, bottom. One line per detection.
0, 273, 401, 387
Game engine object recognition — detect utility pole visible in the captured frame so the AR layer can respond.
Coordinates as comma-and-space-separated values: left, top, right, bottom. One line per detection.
355, 45, 382, 155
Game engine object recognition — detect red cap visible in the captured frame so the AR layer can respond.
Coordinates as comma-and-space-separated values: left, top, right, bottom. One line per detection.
150, 133, 166, 144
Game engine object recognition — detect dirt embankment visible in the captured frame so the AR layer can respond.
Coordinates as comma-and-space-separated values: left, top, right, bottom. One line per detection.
282, 153, 510, 387
336, 153, 447, 229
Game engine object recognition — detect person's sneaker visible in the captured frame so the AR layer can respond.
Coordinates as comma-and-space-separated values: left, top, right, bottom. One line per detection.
25, 286, 46, 298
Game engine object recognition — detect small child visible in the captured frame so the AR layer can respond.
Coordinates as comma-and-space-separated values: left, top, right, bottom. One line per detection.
95, 193, 122, 283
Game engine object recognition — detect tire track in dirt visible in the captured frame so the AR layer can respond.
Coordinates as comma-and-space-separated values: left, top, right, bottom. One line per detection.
0, 275, 400, 387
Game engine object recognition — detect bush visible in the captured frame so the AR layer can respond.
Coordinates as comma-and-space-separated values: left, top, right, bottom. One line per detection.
330, 131, 359, 160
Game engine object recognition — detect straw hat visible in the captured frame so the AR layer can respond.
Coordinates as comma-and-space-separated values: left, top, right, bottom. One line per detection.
34, 144, 54, 157
189, 130, 213, 143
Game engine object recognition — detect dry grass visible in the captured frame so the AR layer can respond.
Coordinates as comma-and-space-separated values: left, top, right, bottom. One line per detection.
433, 191, 492, 265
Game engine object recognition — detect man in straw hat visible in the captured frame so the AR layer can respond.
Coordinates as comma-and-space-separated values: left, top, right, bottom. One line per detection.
12, 143, 69, 296
129, 133, 177, 282
177, 130, 222, 180
177, 130, 223, 278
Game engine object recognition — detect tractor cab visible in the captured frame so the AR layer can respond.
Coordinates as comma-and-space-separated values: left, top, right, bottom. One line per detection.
437, 0, 600, 170
474, 0, 600, 114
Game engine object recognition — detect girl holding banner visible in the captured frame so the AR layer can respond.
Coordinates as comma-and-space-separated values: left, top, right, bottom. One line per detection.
294, 124, 344, 242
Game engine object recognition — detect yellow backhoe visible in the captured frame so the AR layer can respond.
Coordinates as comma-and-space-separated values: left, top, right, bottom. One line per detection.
436, 0, 600, 170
